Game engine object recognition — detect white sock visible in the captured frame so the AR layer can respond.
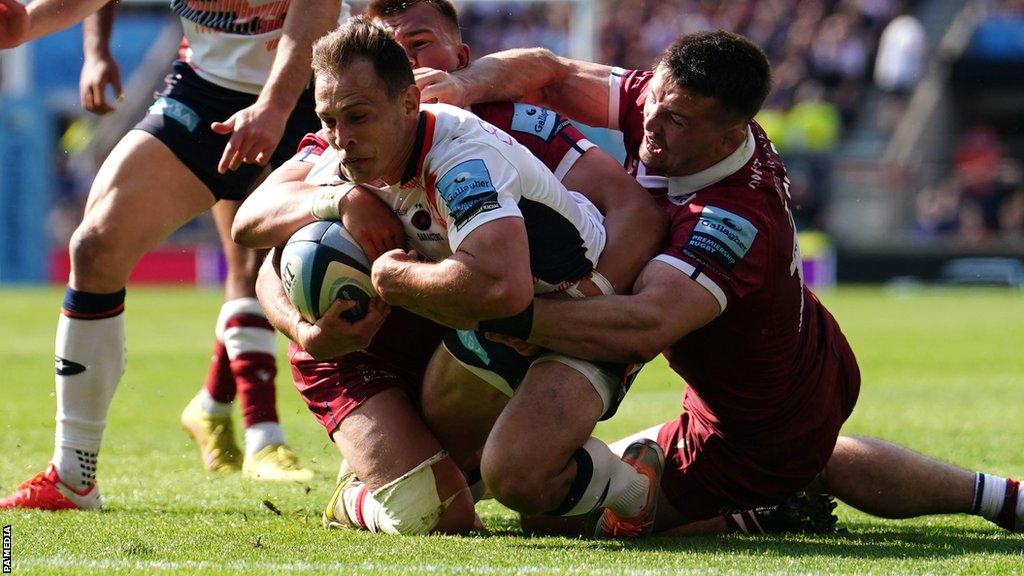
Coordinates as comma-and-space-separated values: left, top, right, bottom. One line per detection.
973, 473, 1008, 520
53, 313, 125, 489
245, 421, 285, 456
551, 437, 648, 517
341, 480, 382, 532
973, 472, 1022, 529
198, 389, 233, 418
217, 297, 276, 359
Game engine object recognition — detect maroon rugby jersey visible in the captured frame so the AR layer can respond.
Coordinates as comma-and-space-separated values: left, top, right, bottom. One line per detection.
609, 69, 857, 444
289, 102, 594, 371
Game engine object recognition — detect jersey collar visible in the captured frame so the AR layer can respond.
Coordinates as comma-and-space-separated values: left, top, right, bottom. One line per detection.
400, 110, 436, 186
666, 124, 755, 202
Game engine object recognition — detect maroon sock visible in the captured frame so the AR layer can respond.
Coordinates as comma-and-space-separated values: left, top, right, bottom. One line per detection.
996, 479, 1020, 531
203, 340, 236, 403
232, 352, 279, 427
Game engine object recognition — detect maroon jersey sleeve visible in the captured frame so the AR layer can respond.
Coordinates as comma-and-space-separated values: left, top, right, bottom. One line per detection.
655, 194, 771, 312
609, 68, 650, 147
471, 102, 594, 180
293, 129, 331, 162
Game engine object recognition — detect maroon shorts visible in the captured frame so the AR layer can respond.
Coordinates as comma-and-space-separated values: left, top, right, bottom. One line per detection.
655, 349, 860, 522
288, 309, 447, 436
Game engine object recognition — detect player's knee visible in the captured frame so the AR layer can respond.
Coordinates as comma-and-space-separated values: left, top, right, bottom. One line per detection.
68, 224, 121, 282
372, 452, 472, 535
480, 450, 552, 515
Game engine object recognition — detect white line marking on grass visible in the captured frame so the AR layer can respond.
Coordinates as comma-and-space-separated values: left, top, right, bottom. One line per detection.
17, 557, 772, 575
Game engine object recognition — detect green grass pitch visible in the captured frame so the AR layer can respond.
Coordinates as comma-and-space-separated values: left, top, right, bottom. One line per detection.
1, 285, 1022, 574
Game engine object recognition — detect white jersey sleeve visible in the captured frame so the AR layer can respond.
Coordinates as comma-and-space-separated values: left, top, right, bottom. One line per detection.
422, 104, 606, 288
429, 143, 525, 253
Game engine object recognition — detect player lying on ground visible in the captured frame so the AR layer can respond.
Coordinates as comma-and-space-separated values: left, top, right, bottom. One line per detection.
417, 29, 1024, 536
238, 7, 837, 537
0, 0, 342, 510
233, 15, 668, 535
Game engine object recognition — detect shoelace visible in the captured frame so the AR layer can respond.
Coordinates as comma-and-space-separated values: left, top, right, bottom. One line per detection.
17, 471, 52, 493
608, 517, 653, 537
14, 471, 71, 503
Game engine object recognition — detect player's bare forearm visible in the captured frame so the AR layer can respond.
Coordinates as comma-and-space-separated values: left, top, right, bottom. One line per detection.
24, 0, 110, 43
429, 48, 612, 127
256, 0, 340, 112
371, 253, 531, 329
79, 0, 122, 114
233, 159, 317, 247
82, 0, 116, 59
563, 149, 668, 293
234, 181, 321, 248
526, 261, 720, 362
526, 294, 663, 363
372, 218, 533, 326
255, 249, 303, 343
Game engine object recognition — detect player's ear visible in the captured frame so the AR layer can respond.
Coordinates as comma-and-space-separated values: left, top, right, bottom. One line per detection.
403, 84, 421, 115
456, 43, 470, 69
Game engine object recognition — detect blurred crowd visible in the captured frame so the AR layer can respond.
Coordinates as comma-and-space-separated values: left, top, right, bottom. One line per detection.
49, 1, 1024, 246
915, 126, 1024, 243
461, 0, 913, 120
457, 0, 920, 230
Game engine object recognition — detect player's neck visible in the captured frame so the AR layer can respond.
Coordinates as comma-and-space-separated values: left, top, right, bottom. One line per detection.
382, 115, 422, 185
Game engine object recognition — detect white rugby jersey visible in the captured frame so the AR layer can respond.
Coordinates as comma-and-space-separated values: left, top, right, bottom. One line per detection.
173, 0, 351, 94
300, 103, 606, 292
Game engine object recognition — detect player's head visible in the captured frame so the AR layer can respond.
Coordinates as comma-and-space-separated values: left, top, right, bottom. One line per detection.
366, 0, 470, 72
642, 30, 771, 176
312, 17, 421, 184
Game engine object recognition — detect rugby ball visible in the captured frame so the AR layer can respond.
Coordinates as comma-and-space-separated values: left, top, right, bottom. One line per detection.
279, 221, 376, 322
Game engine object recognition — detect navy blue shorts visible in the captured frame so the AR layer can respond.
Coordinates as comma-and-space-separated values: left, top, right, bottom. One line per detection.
134, 60, 321, 200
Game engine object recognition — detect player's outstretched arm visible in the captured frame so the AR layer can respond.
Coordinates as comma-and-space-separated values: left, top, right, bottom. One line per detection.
371, 217, 534, 329
256, 248, 389, 359
79, 0, 121, 115
234, 158, 320, 247
212, 0, 342, 173
417, 48, 614, 128
563, 149, 668, 294
234, 159, 404, 259
1, 0, 110, 49
523, 260, 721, 363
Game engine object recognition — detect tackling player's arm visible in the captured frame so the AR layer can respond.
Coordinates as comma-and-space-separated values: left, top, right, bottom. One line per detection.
523, 260, 721, 363
234, 157, 323, 247
0, 0, 110, 49
233, 158, 403, 260
80, 0, 122, 115
256, 248, 390, 359
212, 0, 343, 173
418, 48, 613, 127
562, 149, 667, 294
371, 217, 534, 329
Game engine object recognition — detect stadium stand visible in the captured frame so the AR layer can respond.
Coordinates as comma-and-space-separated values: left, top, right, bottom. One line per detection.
1, 0, 1020, 284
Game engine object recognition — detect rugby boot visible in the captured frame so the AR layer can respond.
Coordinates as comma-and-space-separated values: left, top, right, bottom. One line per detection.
243, 444, 314, 483
323, 466, 361, 530
595, 438, 665, 539
0, 464, 101, 511
180, 394, 242, 473
729, 492, 841, 535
